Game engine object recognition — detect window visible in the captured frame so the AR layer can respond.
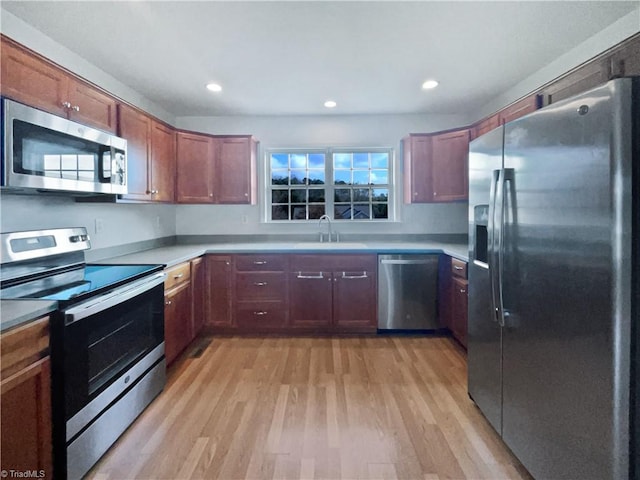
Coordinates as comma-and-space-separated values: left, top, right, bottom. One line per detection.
268, 148, 393, 221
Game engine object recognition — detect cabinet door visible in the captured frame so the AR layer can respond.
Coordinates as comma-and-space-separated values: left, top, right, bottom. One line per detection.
403, 135, 432, 203
66, 78, 117, 133
498, 94, 541, 125
191, 257, 206, 338
289, 271, 332, 328
1, 357, 52, 475
118, 104, 151, 201
332, 268, 377, 331
431, 129, 469, 202
472, 114, 500, 140
0, 38, 68, 116
206, 255, 234, 327
451, 277, 468, 348
150, 121, 176, 202
214, 137, 254, 204
176, 132, 214, 203
540, 58, 610, 106
164, 281, 192, 365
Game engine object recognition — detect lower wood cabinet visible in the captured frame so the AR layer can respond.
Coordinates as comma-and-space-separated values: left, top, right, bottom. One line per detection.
191, 256, 206, 337
164, 279, 192, 365
203, 253, 377, 333
1, 316, 52, 477
205, 255, 233, 328
439, 255, 468, 348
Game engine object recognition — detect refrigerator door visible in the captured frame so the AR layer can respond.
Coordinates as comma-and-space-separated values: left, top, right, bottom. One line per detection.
467, 127, 504, 434
501, 79, 633, 480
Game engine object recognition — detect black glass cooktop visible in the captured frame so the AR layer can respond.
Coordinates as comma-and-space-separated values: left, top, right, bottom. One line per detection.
1, 264, 163, 304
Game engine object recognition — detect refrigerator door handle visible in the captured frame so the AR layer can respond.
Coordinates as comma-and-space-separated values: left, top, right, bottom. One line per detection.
495, 168, 514, 328
487, 169, 502, 324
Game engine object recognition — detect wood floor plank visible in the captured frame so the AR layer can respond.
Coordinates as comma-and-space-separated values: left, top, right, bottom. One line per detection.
86, 335, 530, 480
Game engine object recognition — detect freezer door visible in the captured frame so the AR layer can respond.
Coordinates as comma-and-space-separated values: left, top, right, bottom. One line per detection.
467, 127, 504, 434
501, 79, 633, 480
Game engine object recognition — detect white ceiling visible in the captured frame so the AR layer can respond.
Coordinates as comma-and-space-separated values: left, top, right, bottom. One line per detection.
2, 1, 638, 117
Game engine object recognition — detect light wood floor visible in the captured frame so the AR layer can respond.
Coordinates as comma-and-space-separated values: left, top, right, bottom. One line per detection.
87, 335, 530, 480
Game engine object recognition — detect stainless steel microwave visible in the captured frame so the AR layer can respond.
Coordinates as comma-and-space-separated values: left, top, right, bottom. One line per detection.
2, 98, 127, 195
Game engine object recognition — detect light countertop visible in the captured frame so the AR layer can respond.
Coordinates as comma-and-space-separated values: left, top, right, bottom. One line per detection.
1, 299, 58, 332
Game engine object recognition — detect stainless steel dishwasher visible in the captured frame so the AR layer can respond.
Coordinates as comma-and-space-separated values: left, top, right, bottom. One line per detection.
378, 254, 440, 330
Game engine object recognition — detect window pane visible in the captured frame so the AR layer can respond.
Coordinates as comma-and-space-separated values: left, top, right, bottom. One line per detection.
370, 170, 388, 185
353, 153, 369, 168
334, 170, 351, 185
78, 155, 94, 170
272, 205, 289, 220
272, 190, 289, 204
353, 204, 370, 219
290, 170, 306, 185
373, 204, 388, 219
272, 170, 288, 185
372, 188, 388, 201
371, 152, 389, 168
334, 153, 351, 169
308, 169, 325, 185
352, 171, 369, 185
308, 189, 325, 203
309, 153, 325, 168
308, 205, 325, 219
61, 155, 77, 170
291, 154, 306, 168
334, 188, 351, 202
44, 155, 60, 170
291, 189, 307, 203
353, 188, 370, 202
270, 153, 288, 169
334, 205, 351, 220
292, 205, 307, 220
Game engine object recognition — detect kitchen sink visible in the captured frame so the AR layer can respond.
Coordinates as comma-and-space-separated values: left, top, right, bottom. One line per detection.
293, 242, 368, 249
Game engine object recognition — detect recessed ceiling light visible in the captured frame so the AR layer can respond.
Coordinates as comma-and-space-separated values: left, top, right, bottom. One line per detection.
422, 79, 439, 90
206, 83, 222, 92
324, 100, 337, 108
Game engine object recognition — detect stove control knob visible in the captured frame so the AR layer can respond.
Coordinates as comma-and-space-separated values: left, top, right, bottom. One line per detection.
69, 234, 89, 243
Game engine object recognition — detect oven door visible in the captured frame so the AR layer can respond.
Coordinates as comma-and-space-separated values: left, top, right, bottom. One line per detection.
59, 272, 165, 431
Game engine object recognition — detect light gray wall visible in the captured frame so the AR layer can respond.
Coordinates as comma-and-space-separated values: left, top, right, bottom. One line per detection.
175, 113, 470, 236
474, 7, 640, 121
0, 194, 176, 251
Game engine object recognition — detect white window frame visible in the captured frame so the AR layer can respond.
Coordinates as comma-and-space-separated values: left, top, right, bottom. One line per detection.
264, 147, 396, 223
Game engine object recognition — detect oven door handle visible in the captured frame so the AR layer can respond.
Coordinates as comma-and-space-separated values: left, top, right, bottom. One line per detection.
64, 272, 166, 324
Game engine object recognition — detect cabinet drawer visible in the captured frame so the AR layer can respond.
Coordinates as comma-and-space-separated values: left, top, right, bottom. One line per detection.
235, 254, 286, 272
165, 262, 191, 290
451, 258, 467, 279
236, 272, 285, 301
235, 302, 287, 328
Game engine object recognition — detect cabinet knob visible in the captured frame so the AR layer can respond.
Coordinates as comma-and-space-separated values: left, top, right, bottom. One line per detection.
433, 191, 437, 196
225, 261, 230, 265
209, 193, 213, 197
244, 193, 249, 197
460, 289, 466, 293
165, 300, 172, 306
72, 105, 80, 112
61, 101, 71, 109
151, 189, 158, 194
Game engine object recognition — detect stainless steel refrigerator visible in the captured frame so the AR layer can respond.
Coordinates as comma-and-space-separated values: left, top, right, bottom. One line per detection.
467, 77, 639, 479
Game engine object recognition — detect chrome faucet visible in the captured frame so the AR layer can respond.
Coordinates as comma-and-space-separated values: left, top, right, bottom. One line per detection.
318, 214, 333, 242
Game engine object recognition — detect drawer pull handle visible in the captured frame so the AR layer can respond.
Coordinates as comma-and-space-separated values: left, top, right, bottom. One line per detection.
253, 261, 267, 265
460, 289, 467, 293
454, 266, 464, 270
253, 311, 268, 316
296, 272, 324, 279
173, 273, 184, 279
341, 272, 368, 279
253, 282, 268, 286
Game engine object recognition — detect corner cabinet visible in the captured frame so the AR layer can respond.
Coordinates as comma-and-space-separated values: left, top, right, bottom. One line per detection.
403, 128, 469, 203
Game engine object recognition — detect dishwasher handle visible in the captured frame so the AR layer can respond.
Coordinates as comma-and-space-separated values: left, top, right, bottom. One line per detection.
379, 259, 435, 265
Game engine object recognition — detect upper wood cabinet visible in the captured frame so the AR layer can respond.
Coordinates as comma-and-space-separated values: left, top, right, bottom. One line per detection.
1, 36, 117, 133
119, 105, 176, 203
214, 137, 257, 204
150, 121, 176, 203
609, 33, 640, 78
498, 94, 541, 125
403, 128, 469, 203
176, 132, 215, 203
540, 57, 611, 107
471, 113, 500, 140
118, 104, 152, 201
177, 133, 257, 204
